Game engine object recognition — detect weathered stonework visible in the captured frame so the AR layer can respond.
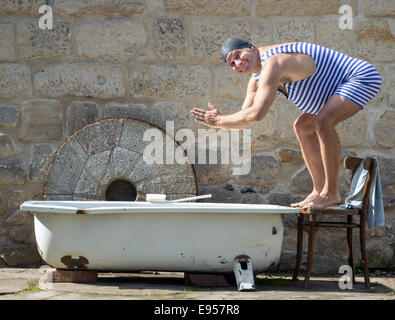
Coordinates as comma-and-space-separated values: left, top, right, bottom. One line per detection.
75, 19, 147, 62
19, 99, 63, 143
54, 0, 147, 17
152, 17, 186, 61
355, 21, 395, 62
66, 101, 99, 136
317, 20, 357, 56
0, 106, 20, 129
0, 63, 32, 99
273, 19, 315, 43
16, 18, 71, 60
0, 133, 16, 159
362, 0, 395, 17
33, 63, 125, 99
128, 63, 209, 100
166, 0, 251, 17
256, 0, 351, 17
374, 109, 395, 148
190, 19, 228, 63
0, 23, 15, 62
0, 0, 42, 16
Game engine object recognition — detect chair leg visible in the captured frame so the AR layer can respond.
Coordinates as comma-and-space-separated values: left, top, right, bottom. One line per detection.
346, 215, 355, 284
304, 214, 316, 288
360, 220, 371, 289
292, 212, 304, 281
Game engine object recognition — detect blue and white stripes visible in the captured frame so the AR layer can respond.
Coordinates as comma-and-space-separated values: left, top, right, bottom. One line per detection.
254, 42, 382, 114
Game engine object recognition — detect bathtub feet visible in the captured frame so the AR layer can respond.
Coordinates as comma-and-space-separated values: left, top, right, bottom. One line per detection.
233, 255, 255, 291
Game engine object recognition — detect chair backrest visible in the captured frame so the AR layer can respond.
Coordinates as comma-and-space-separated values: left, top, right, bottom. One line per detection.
343, 156, 377, 218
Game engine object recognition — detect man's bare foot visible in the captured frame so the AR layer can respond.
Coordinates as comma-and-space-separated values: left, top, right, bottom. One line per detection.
301, 193, 342, 209
290, 192, 321, 208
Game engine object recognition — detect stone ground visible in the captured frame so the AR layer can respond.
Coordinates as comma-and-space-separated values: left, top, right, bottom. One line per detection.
0, 267, 394, 300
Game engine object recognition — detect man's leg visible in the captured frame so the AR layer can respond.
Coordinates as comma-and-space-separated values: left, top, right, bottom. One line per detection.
302, 94, 361, 209
291, 113, 325, 207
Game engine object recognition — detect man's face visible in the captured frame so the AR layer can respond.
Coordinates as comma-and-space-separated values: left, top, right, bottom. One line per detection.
226, 47, 255, 73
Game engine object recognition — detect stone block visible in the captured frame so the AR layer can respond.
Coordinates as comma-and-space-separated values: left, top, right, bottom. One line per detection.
336, 111, 367, 147
273, 19, 315, 43
166, 0, 251, 17
288, 167, 313, 193
0, 244, 41, 266
75, 19, 146, 61
33, 63, 125, 99
0, 158, 26, 185
0, 0, 42, 16
66, 101, 98, 135
129, 63, 209, 100
316, 20, 356, 56
378, 157, 395, 196
0, 133, 15, 159
16, 18, 71, 60
43, 268, 98, 283
9, 225, 31, 243
277, 148, 303, 164
256, 0, 354, 17
0, 23, 15, 61
189, 18, 228, 63
149, 101, 195, 133
103, 102, 150, 122
152, 17, 186, 61
228, 21, 274, 49
0, 105, 20, 129
355, 21, 395, 62
19, 99, 63, 143
212, 64, 249, 101
374, 109, 395, 148
28, 144, 55, 182
250, 105, 279, 149
0, 63, 32, 98
5, 209, 32, 226
54, 0, 146, 17
363, 0, 395, 17
231, 154, 280, 186
278, 102, 302, 146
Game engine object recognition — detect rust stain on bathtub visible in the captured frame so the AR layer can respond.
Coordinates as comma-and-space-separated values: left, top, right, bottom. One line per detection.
61, 255, 89, 269
253, 243, 265, 248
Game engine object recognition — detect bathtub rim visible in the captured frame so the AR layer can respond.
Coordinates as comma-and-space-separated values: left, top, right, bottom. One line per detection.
20, 200, 300, 215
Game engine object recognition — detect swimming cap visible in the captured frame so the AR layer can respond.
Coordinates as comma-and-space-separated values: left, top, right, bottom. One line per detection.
221, 37, 253, 62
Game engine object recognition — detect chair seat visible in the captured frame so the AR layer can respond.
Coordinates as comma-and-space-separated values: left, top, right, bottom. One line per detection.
302, 221, 360, 228
300, 205, 361, 215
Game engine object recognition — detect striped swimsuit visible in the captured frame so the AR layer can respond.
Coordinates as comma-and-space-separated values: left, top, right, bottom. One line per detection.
253, 42, 382, 115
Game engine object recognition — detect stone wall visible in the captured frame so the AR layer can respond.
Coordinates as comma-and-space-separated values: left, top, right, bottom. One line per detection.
0, 0, 394, 273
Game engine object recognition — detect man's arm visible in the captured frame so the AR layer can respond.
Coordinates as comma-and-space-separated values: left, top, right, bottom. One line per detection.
241, 75, 258, 110
216, 60, 281, 129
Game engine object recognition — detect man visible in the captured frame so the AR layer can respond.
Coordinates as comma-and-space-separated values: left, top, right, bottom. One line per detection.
190, 38, 381, 209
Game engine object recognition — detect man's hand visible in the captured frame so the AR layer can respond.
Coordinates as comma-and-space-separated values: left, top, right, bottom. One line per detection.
190, 103, 223, 128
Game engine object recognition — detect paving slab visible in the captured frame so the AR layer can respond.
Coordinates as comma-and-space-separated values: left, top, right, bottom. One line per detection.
0, 268, 393, 300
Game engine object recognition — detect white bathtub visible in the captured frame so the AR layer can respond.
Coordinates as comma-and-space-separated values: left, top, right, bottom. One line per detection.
20, 201, 298, 275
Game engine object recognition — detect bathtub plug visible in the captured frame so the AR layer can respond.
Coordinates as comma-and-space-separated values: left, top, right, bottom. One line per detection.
233, 255, 255, 291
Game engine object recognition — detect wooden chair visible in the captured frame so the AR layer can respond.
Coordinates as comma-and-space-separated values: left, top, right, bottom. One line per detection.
292, 156, 377, 289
